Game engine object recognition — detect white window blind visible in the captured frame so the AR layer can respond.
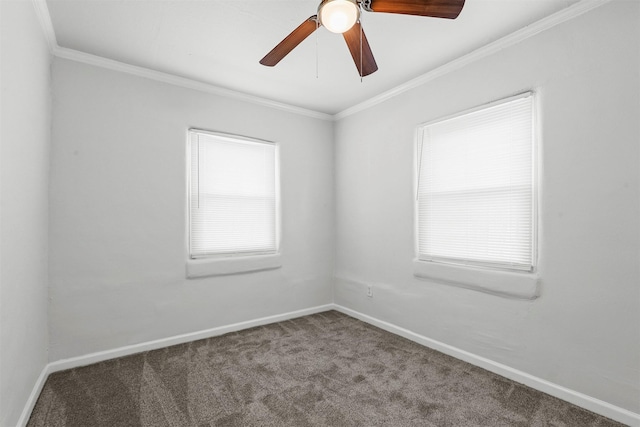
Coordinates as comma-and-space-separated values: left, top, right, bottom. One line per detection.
189, 130, 278, 258
416, 93, 536, 271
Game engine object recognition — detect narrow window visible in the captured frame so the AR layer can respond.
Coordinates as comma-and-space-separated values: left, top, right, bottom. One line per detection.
188, 130, 278, 258
416, 93, 536, 271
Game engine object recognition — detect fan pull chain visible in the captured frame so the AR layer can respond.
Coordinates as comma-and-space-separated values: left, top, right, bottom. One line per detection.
315, 18, 319, 79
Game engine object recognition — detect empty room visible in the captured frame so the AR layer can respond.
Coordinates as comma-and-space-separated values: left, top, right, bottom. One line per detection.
1, 0, 638, 425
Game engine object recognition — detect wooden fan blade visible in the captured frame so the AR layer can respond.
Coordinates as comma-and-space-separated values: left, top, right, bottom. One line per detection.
260, 16, 318, 66
366, 0, 465, 19
343, 22, 378, 77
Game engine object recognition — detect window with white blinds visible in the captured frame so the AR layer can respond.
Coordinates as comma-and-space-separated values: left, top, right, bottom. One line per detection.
188, 130, 278, 258
416, 93, 536, 271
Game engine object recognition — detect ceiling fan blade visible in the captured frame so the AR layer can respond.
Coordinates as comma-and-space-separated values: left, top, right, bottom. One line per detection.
260, 16, 318, 66
343, 22, 378, 77
365, 0, 465, 19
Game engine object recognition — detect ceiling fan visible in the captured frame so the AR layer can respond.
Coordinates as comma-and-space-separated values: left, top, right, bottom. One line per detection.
259, 0, 466, 77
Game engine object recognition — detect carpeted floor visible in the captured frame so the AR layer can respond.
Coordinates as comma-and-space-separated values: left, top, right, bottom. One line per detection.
28, 311, 625, 426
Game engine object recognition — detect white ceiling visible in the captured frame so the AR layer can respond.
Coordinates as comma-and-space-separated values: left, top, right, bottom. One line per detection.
46, 0, 581, 115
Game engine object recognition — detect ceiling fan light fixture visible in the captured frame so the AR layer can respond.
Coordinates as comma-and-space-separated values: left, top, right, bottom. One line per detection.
318, 0, 360, 34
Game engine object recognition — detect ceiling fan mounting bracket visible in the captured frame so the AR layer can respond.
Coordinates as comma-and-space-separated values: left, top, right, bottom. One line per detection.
359, 0, 373, 13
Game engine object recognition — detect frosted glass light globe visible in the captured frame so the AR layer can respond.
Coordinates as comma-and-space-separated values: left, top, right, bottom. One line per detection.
319, 0, 360, 34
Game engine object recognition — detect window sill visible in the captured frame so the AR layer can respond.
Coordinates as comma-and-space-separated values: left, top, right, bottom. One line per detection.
413, 259, 539, 300
186, 253, 282, 279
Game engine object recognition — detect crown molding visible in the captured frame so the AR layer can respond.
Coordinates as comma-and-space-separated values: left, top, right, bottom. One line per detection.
52, 46, 333, 121
334, 0, 613, 120
31, 0, 612, 122
31, 0, 57, 53
30, 0, 332, 122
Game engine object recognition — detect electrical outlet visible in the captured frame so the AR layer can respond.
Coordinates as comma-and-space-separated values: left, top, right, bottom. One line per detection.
367, 285, 373, 298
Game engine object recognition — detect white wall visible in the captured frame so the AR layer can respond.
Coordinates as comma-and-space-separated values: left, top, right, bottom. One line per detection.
49, 58, 335, 361
334, 1, 639, 414
5, 0, 637, 423
0, 1, 51, 426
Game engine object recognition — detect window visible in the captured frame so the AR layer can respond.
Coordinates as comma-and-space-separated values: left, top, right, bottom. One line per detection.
416, 93, 536, 272
188, 130, 279, 259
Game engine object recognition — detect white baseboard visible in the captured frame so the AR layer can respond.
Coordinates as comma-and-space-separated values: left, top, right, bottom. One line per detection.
48, 304, 334, 373
17, 303, 639, 427
333, 304, 639, 427
15, 364, 51, 427
16, 304, 333, 427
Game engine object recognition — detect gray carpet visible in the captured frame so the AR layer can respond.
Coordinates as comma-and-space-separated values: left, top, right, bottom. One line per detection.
28, 311, 625, 426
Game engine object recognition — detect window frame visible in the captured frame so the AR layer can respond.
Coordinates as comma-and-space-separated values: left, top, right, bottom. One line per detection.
186, 128, 281, 261
414, 92, 539, 274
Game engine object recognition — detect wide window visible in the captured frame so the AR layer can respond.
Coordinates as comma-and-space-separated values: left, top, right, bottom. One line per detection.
416, 93, 536, 272
188, 130, 278, 258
